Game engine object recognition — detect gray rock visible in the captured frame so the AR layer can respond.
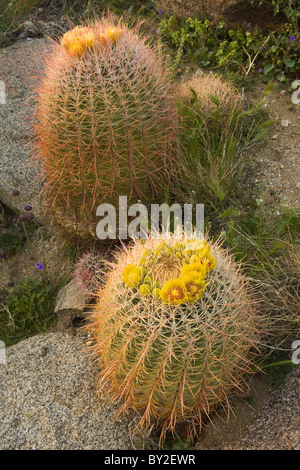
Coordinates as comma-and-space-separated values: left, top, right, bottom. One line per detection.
0, 39, 52, 225
54, 279, 90, 331
0, 332, 139, 449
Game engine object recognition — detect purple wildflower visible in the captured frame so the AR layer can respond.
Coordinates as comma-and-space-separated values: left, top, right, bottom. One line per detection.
0, 250, 6, 259
38, 265, 44, 271
24, 204, 32, 211
153, 29, 156, 34
290, 36, 296, 41
11, 188, 20, 196
258, 68, 263, 73
36, 262, 41, 268
247, 22, 251, 28
6, 281, 14, 288
262, 46, 266, 50
24, 213, 35, 221
159, 8, 163, 14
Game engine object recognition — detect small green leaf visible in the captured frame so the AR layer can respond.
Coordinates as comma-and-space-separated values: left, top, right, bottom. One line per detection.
284, 58, 295, 68
263, 63, 274, 75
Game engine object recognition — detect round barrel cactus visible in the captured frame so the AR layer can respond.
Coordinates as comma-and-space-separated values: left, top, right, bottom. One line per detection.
88, 235, 262, 442
34, 19, 178, 240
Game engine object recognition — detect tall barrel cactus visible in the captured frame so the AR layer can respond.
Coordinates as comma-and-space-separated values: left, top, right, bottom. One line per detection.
88, 235, 262, 442
34, 19, 177, 240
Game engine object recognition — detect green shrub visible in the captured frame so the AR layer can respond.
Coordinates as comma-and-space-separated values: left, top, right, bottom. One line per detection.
0, 219, 37, 257
258, 0, 300, 25
220, 197, 300, 346
0, 277, 57, 346
159, 16, 300, 87
171, 76, 271, 211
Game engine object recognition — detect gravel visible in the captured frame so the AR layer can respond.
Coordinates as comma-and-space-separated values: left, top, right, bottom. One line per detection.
0, 38, 51, 223
223, 366, 300, 450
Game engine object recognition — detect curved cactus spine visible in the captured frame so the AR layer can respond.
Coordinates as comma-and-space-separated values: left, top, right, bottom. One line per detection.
87, 235, 263, 443
33, 19, 178, 240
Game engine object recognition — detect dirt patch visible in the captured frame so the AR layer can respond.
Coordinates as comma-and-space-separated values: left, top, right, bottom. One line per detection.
0, 225, 74, 288
245, 85, 300, 209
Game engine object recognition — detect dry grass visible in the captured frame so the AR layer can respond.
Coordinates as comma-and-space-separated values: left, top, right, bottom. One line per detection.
257, 244, 300, 346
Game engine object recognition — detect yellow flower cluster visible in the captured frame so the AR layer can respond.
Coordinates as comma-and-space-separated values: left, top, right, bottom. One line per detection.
121, 239, 216, 306
61, 25, 123, 58
61, 26, 96, 57
99, 26, 123, 46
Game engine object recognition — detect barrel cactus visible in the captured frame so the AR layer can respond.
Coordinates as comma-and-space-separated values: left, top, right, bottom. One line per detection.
87, 235, 262, 442
33, 19, 177, 240
179, 72, 243, 118
73, 249, 106, 293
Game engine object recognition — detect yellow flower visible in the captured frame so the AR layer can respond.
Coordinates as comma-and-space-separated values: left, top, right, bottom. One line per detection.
203, 253, 216, 271
139, 284, 152, 296
61, 26, 95, 57
160, 279, 187, 305
180, 262, 207, 279
104, 26, 123, 43
181, 273, 206, 303
122, 264, 141, 288
189, 251, 216, 272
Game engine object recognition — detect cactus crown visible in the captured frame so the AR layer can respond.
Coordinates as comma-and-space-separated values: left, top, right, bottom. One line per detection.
88, 235, 262, 443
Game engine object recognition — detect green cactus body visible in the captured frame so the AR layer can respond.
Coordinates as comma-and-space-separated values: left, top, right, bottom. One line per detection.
34, 20, 177, 240
88, 236, 262, 442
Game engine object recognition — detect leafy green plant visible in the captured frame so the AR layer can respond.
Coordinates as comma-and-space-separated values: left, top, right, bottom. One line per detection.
258, 349, 295, 390
222, 197, 300, 274
159, 16, 300, 87
0, 277, 57, 346
0, 219, 37, 257
257, 0, 300, 26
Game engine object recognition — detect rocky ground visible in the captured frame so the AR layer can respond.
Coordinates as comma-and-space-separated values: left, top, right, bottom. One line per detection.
0, 27, 299, 450
197, 366, 300, 450
247, 85, 300, 209
0, 332, 141, 450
